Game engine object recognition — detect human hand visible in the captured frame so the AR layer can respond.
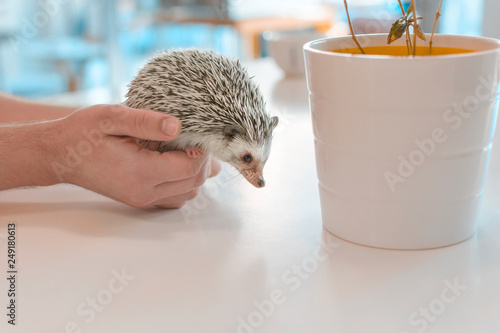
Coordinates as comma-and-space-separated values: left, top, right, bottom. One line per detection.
47, 104, 220, 208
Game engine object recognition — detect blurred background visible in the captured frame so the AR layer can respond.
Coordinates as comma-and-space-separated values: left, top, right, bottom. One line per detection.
0, 0, 493, 100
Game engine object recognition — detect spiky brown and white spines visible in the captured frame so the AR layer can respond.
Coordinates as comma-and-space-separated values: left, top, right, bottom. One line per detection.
125, 49, 278, 188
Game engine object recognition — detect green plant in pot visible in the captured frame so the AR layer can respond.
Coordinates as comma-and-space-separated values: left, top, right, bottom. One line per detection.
342, 0, 445, 56
303, 0, 500, 249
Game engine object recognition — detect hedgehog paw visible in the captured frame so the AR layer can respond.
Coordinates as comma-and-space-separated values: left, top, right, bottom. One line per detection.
185, 147, 204, 158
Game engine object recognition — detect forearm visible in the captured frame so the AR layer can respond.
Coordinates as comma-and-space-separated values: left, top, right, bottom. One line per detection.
0, 121, 60, 190
0, 92, 77, 123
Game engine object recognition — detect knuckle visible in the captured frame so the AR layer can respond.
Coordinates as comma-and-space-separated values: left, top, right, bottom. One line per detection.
98, 104, 128, 126
90, 104, 118, 133
96, 104, 116, 118
108, 104, 127, 115
133, 110, 149, 135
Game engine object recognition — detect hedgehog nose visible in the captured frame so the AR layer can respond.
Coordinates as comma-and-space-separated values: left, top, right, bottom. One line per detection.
257, 177, 266, 188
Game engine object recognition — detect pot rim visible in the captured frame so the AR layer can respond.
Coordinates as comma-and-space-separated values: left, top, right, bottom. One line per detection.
303, 33, 500, 60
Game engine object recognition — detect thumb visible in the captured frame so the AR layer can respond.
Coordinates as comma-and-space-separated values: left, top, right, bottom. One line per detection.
100, 104, 181, 141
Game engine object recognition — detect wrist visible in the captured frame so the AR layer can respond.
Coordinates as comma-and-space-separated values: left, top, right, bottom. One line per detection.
0, 120, 64, 190
37, 119, 68, 186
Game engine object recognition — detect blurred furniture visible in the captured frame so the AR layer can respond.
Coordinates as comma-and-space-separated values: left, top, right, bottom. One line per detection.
0, 1, 106, 96
154, 2, 333, 58
482, 0, 499, 38
28, 37, 105, 92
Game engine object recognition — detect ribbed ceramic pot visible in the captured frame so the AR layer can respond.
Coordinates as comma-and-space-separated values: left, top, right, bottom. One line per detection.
304, 34, 500, 249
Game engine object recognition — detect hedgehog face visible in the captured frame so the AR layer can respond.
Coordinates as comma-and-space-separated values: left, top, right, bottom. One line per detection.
217, 117, 278, 188
228, 140, 269, 188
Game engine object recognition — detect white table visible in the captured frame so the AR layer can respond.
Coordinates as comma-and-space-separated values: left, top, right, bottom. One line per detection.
1, 59, 500, 333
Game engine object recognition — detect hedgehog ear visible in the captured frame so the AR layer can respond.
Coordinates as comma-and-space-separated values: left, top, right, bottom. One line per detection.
271, 116, 279, 130
223, 124, 245, 140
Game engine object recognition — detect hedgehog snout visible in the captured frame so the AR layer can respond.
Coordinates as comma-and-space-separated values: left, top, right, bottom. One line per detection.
240, 168, 266, 188
257, 177, 266, 188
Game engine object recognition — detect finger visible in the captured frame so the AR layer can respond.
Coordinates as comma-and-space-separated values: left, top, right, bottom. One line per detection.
152, 160, 216, 209
139, 150, 210, 182
98, 104, 181, 141
151, 164, 207, 198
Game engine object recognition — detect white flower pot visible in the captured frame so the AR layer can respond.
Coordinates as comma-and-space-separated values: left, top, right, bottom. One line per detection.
304, 34, 500, 249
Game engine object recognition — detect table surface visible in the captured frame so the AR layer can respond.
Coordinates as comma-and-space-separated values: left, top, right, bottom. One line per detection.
2, 59, 500, 333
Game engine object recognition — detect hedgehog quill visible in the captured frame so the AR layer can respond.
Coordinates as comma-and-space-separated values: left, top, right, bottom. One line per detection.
125, 49, 278, 188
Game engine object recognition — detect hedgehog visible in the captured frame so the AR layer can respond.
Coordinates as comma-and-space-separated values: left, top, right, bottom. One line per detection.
124, 49, 279, 188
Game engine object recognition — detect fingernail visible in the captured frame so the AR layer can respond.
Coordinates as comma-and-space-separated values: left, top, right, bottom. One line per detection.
162, 118, 179, 136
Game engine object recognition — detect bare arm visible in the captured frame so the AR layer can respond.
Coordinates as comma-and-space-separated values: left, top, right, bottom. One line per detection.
0, 121, 60, 188
0, 92, 77, 123
0, 103, 220, 208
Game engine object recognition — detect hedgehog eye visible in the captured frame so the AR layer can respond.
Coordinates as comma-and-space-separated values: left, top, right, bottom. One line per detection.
242, 154, 252, 163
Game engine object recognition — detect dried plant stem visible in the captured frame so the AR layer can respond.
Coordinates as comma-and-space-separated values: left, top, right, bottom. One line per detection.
343, 0, 365, 54
396, 0, 405, 15
412, 26, 417, 56
405, 31, 412, 56
410, 0, 417, 56
397, 0, 412, 55
429, 0, 443, 54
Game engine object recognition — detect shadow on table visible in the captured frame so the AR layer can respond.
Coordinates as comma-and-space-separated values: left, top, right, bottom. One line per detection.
307, 229, 487, 332
0, 196, 242, 241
